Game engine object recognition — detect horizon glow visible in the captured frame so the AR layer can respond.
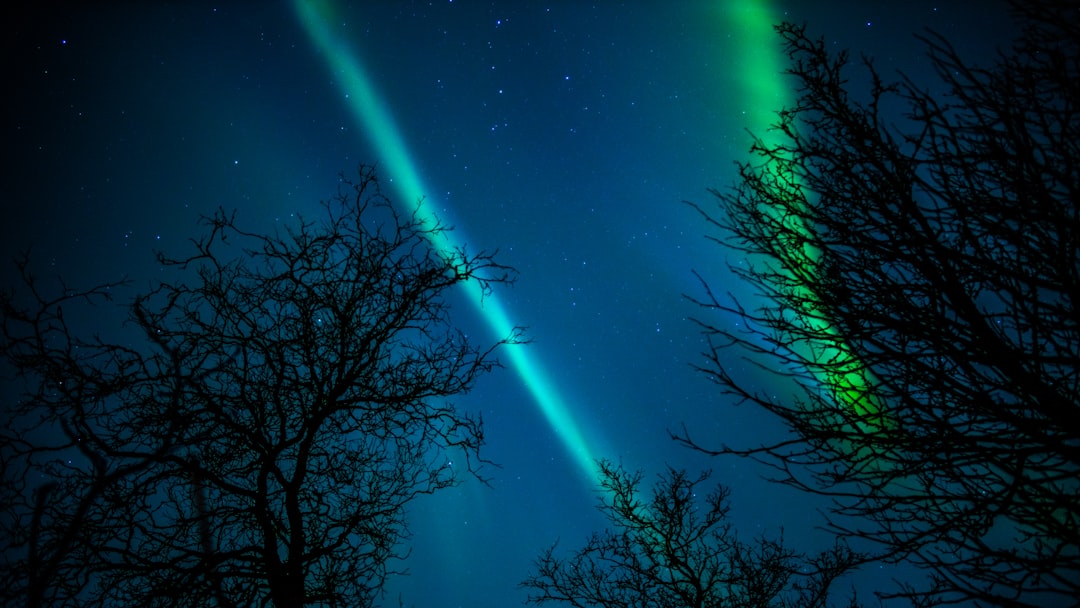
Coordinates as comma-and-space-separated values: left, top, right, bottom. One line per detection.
292, 0, 604, 484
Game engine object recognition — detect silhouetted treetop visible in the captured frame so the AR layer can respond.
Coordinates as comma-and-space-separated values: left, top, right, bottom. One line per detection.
683, 3, 1079, 606
1, 165, 518, 608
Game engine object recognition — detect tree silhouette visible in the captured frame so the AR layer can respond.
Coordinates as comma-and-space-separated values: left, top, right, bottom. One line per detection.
521, 460, 863, 608
682, 3, 1079, 606
0, 166, 517, 608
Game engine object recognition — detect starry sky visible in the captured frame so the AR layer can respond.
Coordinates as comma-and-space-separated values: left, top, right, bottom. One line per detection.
5, 1, 1016, 606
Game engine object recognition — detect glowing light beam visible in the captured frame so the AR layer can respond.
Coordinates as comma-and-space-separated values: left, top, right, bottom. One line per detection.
723, 3, 886, 426
293, 0, 603, 483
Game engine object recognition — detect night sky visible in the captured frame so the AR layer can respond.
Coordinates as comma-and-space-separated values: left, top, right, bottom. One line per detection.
5, 2, 1016, 606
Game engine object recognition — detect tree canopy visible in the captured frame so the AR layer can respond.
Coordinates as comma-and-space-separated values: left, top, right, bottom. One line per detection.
683, 3, 1079, 606
0, 166, 516, 608
522, 460, 862, 608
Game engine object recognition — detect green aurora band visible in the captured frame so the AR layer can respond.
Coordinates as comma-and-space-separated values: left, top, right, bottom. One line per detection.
292, 0, 882, 491
722, 4, 885, 425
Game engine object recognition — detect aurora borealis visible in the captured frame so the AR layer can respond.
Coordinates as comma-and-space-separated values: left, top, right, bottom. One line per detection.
5, 2, 1014, 605
294, 0, 886, 478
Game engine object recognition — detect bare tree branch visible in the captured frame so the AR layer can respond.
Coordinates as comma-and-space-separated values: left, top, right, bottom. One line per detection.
1, 165, 517, 608
521, 460, 864, 608
681, 3, 1080, 606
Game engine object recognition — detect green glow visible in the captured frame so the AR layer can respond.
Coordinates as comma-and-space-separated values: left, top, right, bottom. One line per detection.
721, 3, 885, 425
292, 0, 603, 482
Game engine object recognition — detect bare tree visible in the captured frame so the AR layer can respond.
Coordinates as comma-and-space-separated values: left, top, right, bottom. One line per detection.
682, 3, 1079, 606
521, 460, 863, 608
0, 165, 517, 608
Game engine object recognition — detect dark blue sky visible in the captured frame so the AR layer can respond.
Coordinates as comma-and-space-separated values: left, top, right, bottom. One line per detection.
4, 2, 1015, 606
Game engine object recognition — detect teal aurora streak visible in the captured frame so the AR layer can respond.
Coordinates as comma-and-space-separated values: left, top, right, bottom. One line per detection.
293, 0, 604, 483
